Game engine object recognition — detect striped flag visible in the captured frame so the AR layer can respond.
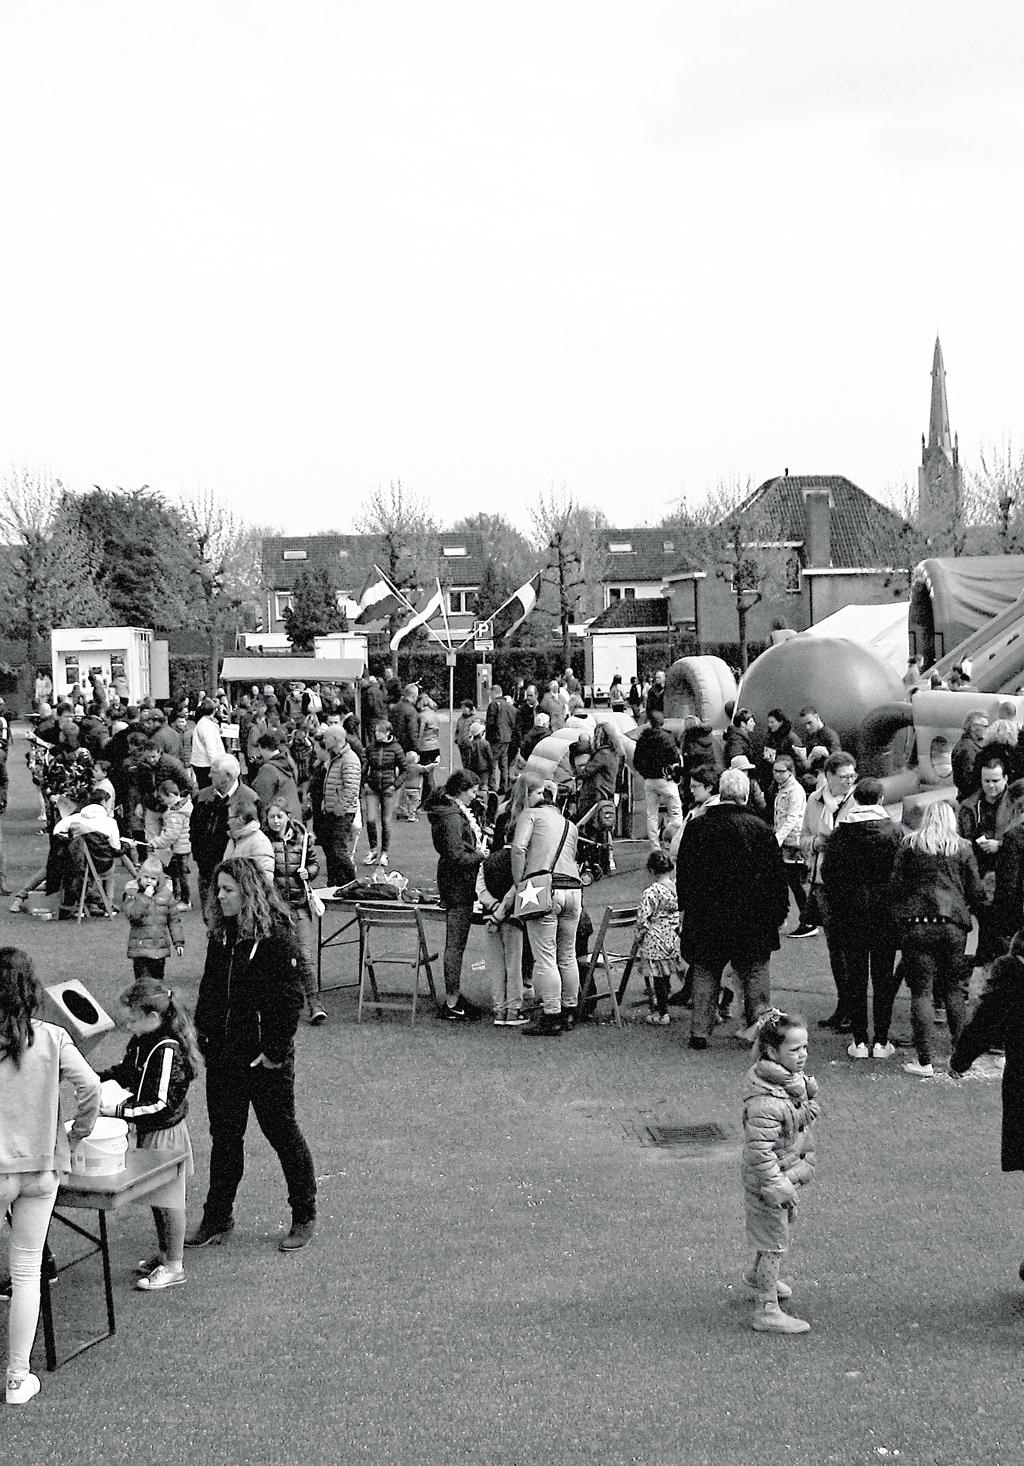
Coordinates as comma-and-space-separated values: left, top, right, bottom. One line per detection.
492, 572, 543, 641
357, 574, 392, 612
389, 583, 446, 652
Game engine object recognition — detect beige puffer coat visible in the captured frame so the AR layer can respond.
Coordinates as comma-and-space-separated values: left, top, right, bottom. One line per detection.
740, 1059, 819, 1206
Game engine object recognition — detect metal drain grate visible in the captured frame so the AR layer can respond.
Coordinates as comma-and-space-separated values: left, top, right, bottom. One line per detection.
644, 1121, 730, 1149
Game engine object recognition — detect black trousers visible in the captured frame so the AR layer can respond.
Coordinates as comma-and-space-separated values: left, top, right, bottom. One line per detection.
202, 1052, 317, 1227
843, 944, 899, 1045
321, 814, 356, 887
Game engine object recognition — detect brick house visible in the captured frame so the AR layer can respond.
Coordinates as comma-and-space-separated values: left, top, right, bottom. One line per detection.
260, 530, 486, 642
661, 474, 909, 647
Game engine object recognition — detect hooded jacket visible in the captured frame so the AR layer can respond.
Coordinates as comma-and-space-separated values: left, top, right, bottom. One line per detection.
268, 819, 321, 908
427, 794, 486, 907
820, 806, 902, 945
223, 822, 276, 882
0, 1021, 100, 1174
122, 874, 185, 958
252, 752, 303, 822
364, 739, 405, 796
740, 1058, 819, 1205
194, 919, 305, 1064
676, 800, 789, 965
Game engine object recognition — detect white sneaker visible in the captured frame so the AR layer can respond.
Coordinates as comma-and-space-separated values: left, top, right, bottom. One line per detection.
377, 853, 389, 868
872, 1041, 896, 1059
6, 1372, 41, 1405
902, 1060, 935, 1077
363, 850, 379, 866
847, 1041, 870, 1060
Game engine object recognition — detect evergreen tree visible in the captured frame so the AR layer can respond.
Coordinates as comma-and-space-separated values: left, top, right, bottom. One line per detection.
283, 567, 348, 652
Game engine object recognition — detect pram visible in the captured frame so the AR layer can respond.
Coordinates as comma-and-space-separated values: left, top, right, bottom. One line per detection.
555, 780, 617, 885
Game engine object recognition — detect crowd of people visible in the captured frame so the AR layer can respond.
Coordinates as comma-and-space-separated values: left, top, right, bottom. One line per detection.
6, 665, 1024, 1392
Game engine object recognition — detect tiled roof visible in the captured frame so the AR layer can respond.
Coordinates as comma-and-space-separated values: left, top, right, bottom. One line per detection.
261, 531, 487, 594
587, 598, 670, 632
720, 475, 907, 569
599, 527, 702, 585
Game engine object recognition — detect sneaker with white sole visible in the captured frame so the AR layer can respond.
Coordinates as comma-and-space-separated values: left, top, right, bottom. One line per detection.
134, 1264, 186, 1291
902, 1060, 935, 1077
363, 850, 379, 866
377, 853, 389, 868
6, 1372, 41, 1405
847, 1041, 870, 1060
872, 1041, 896, 1059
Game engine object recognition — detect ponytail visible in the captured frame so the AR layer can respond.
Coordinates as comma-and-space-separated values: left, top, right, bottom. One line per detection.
119, 979, 202, 1081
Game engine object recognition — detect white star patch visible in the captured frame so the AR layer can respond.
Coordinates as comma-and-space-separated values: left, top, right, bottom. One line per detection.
518, 880, 543, 909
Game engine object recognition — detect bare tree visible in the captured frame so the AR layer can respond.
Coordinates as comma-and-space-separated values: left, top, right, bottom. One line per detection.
356, 479, 439, 670
971, 439, 1024, 554
0, 466, 109, 701
178, 489, 271, 685
528, 486, 607, 664
664, 476, 782, 670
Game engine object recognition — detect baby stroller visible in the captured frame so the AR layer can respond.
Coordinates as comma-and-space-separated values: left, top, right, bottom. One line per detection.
555, 779, 616, 885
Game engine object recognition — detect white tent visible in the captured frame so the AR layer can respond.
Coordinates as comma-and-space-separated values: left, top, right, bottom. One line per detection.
802, 603, 910, 675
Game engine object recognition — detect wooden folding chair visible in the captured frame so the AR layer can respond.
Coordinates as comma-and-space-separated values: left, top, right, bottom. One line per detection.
579, 904, 650, 1027
356, 905, 439, 1023
75, 839, 116, 923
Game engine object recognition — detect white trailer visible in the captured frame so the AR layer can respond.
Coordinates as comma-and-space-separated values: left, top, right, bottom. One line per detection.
51, 627, 153, 704
584, 632, 637, 703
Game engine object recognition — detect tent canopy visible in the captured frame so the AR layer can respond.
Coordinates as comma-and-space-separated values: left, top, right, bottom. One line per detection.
219, 657, 364, 686
803, 603, 910, 676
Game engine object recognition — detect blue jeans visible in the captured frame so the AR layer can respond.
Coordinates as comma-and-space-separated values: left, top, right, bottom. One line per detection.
363, 790, 397, 855
527, 889, 582, 1014
901, 923, 969, 1065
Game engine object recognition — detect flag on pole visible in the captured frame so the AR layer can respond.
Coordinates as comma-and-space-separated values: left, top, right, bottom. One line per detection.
492, 572, 543, 641
357, 573, 392, 612
389, 583, 446, 652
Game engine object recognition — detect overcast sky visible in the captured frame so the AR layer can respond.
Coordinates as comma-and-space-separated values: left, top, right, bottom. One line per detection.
1, 1, 1021, 534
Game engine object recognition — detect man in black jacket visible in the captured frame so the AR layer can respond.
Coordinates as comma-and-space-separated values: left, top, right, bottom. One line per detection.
189, 755, 239, 914
634, 711, 682, 852
676, 767, 789, 1049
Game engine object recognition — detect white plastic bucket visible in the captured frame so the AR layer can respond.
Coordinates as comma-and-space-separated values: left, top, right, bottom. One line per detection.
70, 1117, 129, 1175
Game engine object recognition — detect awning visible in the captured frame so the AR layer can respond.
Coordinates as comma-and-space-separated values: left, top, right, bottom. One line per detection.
219, 657, 365, 685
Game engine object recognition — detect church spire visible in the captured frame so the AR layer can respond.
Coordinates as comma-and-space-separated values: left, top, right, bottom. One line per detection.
927, 336, 953, 460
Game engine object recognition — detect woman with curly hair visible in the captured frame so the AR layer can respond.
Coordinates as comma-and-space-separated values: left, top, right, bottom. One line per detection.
186, 857, 317, 1253
0, 948, 100, 1404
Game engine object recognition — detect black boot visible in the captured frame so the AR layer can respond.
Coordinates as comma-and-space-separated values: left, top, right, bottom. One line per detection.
560, 1007, 576, 1032
522, 1011, 562, 1037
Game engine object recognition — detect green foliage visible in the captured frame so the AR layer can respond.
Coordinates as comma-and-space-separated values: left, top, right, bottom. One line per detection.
283, 566, 348, 652
62, 486, 196, 629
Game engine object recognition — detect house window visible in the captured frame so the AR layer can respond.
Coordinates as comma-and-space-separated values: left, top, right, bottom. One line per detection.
608, 542, 633, 554
608, 588, 621, 603
607, 586, 636, 603
274, 593, 294, 621
448, 588, 473, 615
442, 545, 468, 557
662, 540, 675, 552
281, 549, 307, 561
785, 553, 802, 594
623, 587, 636, 599
729, 560, 760, 596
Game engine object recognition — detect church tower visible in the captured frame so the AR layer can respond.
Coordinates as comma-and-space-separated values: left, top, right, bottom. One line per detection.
918, 336, 963, 523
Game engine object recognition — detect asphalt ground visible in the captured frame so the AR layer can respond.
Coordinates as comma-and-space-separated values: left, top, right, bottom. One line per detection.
1, 731, 1021, 1466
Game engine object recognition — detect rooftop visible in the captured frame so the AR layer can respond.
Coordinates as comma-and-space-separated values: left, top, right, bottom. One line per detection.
598, 527, 703, 584
262, 530, 487, 593
587, 598, 670, 633
718, 474, 907, 569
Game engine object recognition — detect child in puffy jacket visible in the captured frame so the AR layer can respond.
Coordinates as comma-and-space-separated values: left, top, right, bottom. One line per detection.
148, 779, 194, 909
740, 1010, 819, 1336
122, 855, 185, 981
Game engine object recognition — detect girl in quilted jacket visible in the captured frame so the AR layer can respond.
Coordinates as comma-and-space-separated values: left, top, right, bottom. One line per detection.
740, 1010, 819, 1334
264, 798, 327, 1026
122, 855, 185, 982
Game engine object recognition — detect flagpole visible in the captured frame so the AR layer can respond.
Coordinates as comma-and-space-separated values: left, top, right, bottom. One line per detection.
373, 565, 452, 652
435, 578, 457, 773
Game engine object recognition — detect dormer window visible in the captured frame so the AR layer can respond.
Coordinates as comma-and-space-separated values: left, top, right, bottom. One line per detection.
282, 549, 307, 561
608, 542, 633, 554
442, 546, 468, 557
662, 540, 674, 552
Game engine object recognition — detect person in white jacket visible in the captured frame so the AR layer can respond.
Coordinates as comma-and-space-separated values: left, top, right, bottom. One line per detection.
771, 754, 812, 936
0, 948, 100, 1406
190, 700, 226, 791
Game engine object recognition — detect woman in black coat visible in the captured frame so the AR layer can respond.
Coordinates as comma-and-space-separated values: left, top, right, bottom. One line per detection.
820, 779, 902, 1058
188, 857, 317, 1253
426, 770, 487, 1020
888, 800, 987, 1077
